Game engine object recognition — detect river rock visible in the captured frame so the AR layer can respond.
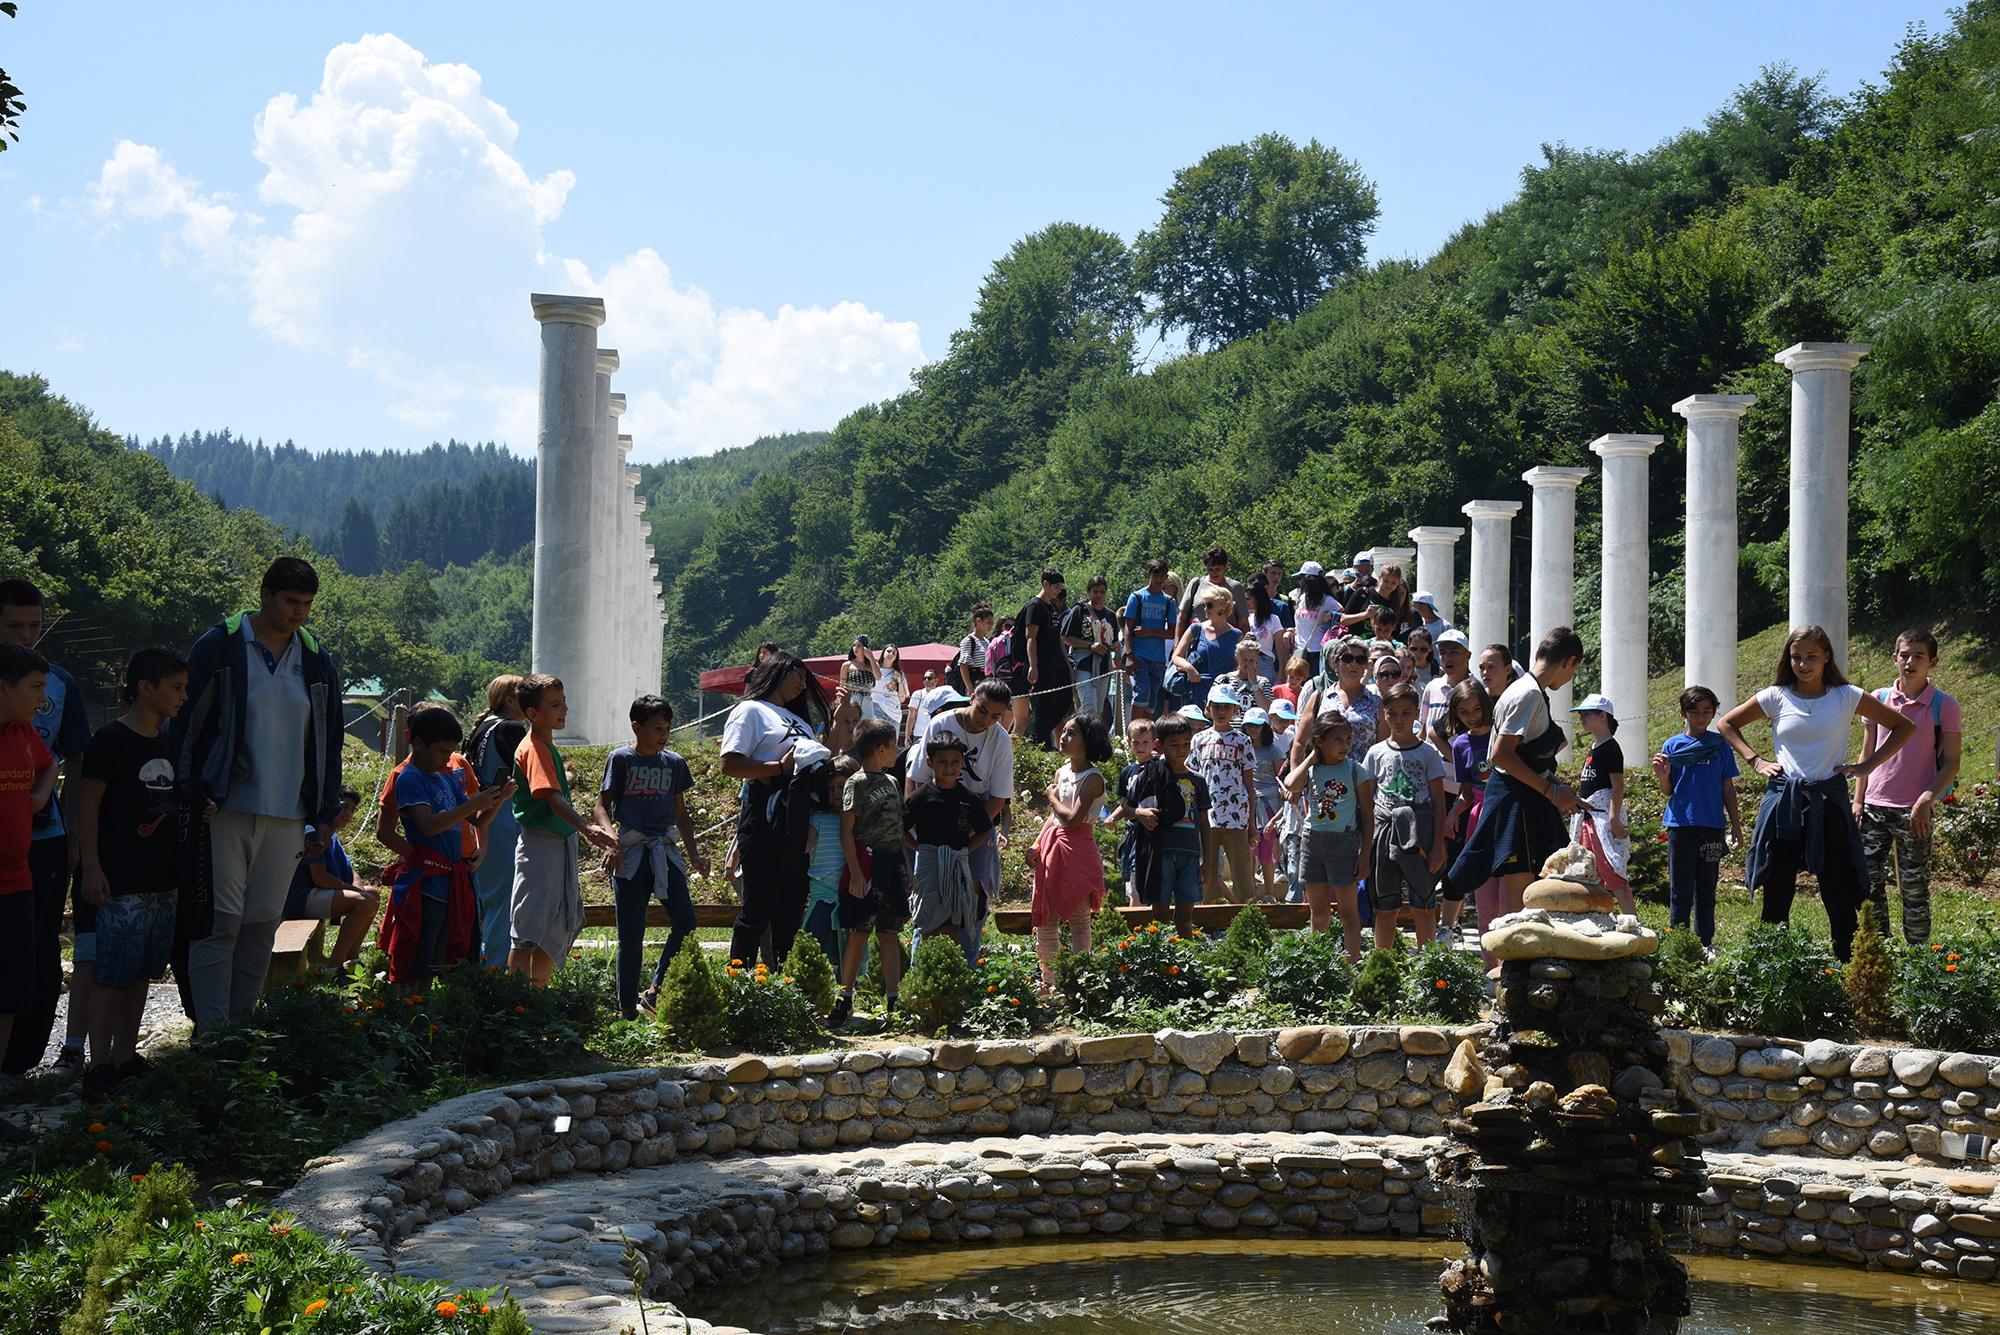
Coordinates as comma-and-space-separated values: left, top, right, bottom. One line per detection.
1522, 878, 1616, 913
1938, 1053, 1994, 1089
1443, 1040, 1484, 1099
1159, 1030, 1238, 1076
1481, 910, 1659, 961
1892, 1050, 1942, 1087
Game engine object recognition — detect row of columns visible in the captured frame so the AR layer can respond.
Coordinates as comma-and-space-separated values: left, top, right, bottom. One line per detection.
531, 293, 668, 744
1381, 342, 1866, 755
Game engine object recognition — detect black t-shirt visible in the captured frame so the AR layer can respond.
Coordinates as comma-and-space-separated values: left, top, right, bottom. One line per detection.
1018, 597, 1070, 682
905, 781, 993, 850
1064, 603, 1115, 676
81, 721, 179, 895
1578, 737, 1625, 801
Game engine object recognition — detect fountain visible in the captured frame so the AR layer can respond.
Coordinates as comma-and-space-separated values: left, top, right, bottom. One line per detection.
1433, 845, 1711, 1333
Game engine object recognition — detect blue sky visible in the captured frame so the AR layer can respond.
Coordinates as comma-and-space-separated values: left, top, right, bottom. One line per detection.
0, 2, 1956, 461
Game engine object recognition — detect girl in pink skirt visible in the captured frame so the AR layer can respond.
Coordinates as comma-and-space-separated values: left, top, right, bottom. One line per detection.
1030, 711, 1114, 995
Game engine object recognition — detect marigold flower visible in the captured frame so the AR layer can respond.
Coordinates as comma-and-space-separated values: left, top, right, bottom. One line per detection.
230, 1252, 252, 1265
193, 1220, 208, 1231
1165, 965, 1180, 976
1435, 979, 1449, 991
436, 1299, 460, 1317
1946, 964, 1960, 973
987, 985, 998, 993
1146, 924, 1160, 933
514, 1004, 527, 1013
87, 1122, 105, 1134
978, 958, 988, 965
96, 1140, 112, 1154
1824, 967, 1838, 976
130, 1173, 146, 1183
304, 1299, 328, 1316
1931, 943, 1944, 952
481, 1306, 492, 1316
1948, 952, 1961, 962
1009, 997, 1022, 1007
1119, 964, 1131, 974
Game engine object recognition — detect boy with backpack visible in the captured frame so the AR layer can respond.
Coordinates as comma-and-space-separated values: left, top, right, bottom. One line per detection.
1853, 629, 1961, 945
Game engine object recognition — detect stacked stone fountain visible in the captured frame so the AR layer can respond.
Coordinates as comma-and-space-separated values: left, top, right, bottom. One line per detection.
1434, 846, 1711, 1333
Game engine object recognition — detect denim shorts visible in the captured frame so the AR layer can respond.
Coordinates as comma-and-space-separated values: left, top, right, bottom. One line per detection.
94, 891, 176, 988
1155, 849, 1204, 907
1129, 657, 1167, 715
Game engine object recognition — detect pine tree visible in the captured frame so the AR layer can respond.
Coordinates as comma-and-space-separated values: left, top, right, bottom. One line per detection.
337, 498, 379, 575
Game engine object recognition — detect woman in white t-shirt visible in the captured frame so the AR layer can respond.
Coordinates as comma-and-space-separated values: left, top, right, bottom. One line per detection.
1718, 625, 1913, 960
872, 644, 910, 737
1290, 564, 1339, 676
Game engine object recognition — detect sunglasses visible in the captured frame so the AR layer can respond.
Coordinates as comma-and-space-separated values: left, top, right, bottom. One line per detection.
1376, 665, 1404, 676
1336, 653, 1369, 664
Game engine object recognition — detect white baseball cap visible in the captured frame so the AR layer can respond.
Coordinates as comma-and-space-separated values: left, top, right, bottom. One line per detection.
1353, 550, 1375, 566
1291, 560, 1325, 579
1413, 591, 1440, 610
1571, 692, 1616, 715
1436, 629, 1471, 650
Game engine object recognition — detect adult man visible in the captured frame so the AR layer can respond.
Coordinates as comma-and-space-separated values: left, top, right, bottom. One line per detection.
1176, 547, 1249, 636
1014, 568, 1072, 748
173, 557, 345, 1032
1424, 630, 1474, 754
1121, 559, 1177, 720
1413, 592, 1450, 643
905, 680, 1016, 953
904, 668, 952, 742
1261, 559, 1296, 631
0, 581, 92, 1080
1062, 575, 1118, 725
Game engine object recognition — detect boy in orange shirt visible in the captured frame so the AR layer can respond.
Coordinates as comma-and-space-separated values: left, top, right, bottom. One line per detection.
506, 675, 617, 985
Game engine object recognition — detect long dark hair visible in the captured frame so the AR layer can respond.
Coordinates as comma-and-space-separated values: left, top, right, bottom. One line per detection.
1299, 571, 1330, 611
1247, 576, 1276, 625
743, 651, 832, 730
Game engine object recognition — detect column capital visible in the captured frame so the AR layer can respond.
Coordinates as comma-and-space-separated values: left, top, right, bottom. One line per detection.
1589, 433, 1663, 460
617, 432, 634, 457
1774, 342, 1869, 374
1371, 546, 1415, 565
596, 348, 621, 376
1672, 393, 1756, 420
1461, 499, 1521, 521
608, 391, 627, 419
1407, 525, 1464, 543
626, 466, 642, 486
530, 293, 606, 327
1521, 465, 1590, 490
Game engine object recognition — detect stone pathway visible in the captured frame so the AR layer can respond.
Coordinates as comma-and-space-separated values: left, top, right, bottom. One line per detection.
0, 980, 191, 1138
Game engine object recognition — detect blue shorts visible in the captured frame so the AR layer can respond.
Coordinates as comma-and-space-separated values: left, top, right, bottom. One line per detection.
1154, 849, 1204, 908
1130, 657, 1167, 715
94, 891, 176, 989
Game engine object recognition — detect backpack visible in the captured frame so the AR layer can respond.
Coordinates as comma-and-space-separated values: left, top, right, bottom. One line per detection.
1873, 687, 1953, 797
986, 633, 1014, 680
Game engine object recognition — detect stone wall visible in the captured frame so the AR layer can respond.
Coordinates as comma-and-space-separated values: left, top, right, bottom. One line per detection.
1666, 1032, 2000, 1163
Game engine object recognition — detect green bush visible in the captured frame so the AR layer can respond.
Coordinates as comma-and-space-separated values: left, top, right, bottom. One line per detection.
1259, 930, 1353, 1021
1402, 940, 1486, 1022
1057, 922, 1216, 1023
1844, 915, 1900, 1038
1715, 923, 1849, 1038
720, 962, 822, 1054
1894, 936, 2000, 1053
1653, 927, 1728, 1029
1212, 906, 1275, 987
956, 940, 1052, 1038
898, 935, 981, 1034
1933, 784, 2000, 888
1350, 948, 1405, 1020
782, 933, 839, 1017
1091, 901, 1129, 944
657, 940, 728, 1051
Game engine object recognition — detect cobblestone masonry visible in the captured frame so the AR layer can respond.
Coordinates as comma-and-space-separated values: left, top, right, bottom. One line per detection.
277, 1027, 2000, 1333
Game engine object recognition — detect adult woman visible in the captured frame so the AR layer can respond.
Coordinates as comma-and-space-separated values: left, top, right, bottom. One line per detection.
1245, 577, 1292, 682
1372, 652, 1408, 696
841, 638, 880, 716
1343, 561, 1416, 637
1290, 563, 1339, 676
1477, 643, 1518, 700
872, 644, 909, 737
1405, 627, 1437, 691
1289, 635, 1384, 772
1446, 627, 1588, 917
1717, 626, 1914, 960
465, 674, 526, 966
719, 652, 839, 968
1169, 587, 1244, 708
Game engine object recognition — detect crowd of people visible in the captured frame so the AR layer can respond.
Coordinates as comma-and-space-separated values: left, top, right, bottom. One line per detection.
0, 545, 1968, 1139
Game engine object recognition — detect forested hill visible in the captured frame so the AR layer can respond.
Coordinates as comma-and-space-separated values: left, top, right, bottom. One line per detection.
637, 431, 828, 576
657, 6, 2000, 700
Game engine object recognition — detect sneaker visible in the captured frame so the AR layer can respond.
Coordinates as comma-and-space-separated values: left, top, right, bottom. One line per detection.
637, 989, 659, 1017
48, 1046, 86, 1078
829, 993, 853, 1028
0, 1114, 27, 1145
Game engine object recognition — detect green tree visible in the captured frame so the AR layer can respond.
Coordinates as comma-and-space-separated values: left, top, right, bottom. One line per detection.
337, 497, 379, 575
1136, 133, 1379, 349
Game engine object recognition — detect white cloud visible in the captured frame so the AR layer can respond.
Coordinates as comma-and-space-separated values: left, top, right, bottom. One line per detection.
86, 32, 924, 457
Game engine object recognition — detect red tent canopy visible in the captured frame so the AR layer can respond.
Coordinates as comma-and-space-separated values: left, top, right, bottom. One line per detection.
698, 642, 964, 697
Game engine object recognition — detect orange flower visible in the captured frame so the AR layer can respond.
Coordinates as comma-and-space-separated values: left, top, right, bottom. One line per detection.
1434, 979, 1449, 991
436, 1299, 460, 1318
96, 1140, 112, 1154
129, 1173, 146, 1183
304, 1299, 328, 1317
1947, 952, 1962, 962
730, 958, 744, 966
1115, 941, 1129, 951
987, 985, 998, 994
1146, 924, 1160, 933
1119, 964, 1131, 974
1009, 997, 1022, 1007
1824, 967, 1838, 976
86, 1122, 106, 1134
428, 1024, 440, 1034
513, 1004, 527, 1013
480, 1306, 492, 1316
193, 1220, 208, 1231
230, 1252, 252, 1265
1931, 943, 1944, 952
1946, 964, 1960, 973
1165, 965, 1181, 977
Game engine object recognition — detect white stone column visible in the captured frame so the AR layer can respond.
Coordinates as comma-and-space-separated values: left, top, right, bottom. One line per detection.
1408, 526, 1465, 626
1371, 546, 1416, 581
1523, 466, 1590, 732
1775, 342, 1869, 665
624, 458, 644, 697
1674, 394, 1757, 701
530, 293, 607, 743
1460, 500, 1521, 657
1590, 434, 1662, 753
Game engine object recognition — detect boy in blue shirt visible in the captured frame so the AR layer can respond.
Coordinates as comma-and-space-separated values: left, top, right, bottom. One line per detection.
283, 785, 379, 973
387, 708, 511, 982
1649, 686, 1743, 950
1121, 560, 1177, 720
593, 695, 706, 1018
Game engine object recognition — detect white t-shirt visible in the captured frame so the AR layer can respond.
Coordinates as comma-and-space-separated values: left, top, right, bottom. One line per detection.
1363, 738, 1448, 807
1293, 598, 1339, 653
905, 710, 1016, 801
1492, 674, 1551, 741
719, 698, 815, 765
1249, 612, 1286, 664
1756, 683, 1863, 782
907, 684, 953, 724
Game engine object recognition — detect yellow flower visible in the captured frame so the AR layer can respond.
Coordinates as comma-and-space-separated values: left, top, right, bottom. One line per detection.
230, 1252, 252, 1265
304, 1299, 328, 1316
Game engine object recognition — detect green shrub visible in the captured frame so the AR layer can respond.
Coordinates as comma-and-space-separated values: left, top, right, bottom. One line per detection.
782, 933, 839, 1017
1091, 902, 1129, 944
1894, 936, 2000, 1053
898, 935, 981, 1034
1350, 948, 1405, 1020
1653, 927, 1728, 1029
1715, 923, 1848, 1038
1402, 940, 1486, 1022
1844, 915, 1900, 1038
1259, 930, 1353, 1021
657, 940, 728, 1051
956, 940, 1052, 1037
1057, 922, 1216, 1023
1212, 906, 1275, 987
720, 962, 822, 1054
1934, 783, 2000, 888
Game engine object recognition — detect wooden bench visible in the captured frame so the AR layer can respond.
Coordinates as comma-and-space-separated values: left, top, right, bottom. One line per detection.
575, 901, 1316, 933
265, 918, 328, 988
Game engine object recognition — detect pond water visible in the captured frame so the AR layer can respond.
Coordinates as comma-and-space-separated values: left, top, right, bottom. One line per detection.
696, 1239, 2000, 1334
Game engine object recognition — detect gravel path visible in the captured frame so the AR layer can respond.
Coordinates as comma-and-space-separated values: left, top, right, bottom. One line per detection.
0, 978, 192, 1139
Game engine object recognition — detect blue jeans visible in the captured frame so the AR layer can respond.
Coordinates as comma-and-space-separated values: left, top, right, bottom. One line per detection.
473, 810, 519, 967
614, 857, 697, 1013
1075, 668, 1112, 725
1129, 656, 1166, 716
1155, 849, 1203, 908
803, 899, 840, 968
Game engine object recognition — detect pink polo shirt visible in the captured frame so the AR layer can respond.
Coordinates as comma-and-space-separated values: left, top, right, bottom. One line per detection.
1864, 682, 1960, 809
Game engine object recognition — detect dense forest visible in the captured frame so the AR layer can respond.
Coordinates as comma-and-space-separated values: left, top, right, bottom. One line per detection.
655, 6, 2000, 700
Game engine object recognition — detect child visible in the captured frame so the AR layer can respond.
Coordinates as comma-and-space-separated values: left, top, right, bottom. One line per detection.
1191, 687, 1256, 904
1444, 679, 1506, 965
1273, 654, 1311, 707
1281, 714, 1373, 961
284, 785, 380, 973
1123, 714, 1211, 937
508, 675, 616, 986
1853, 628, 1961, 946
1651, 686, 1742, 950
1570, 693, 1633, 914
1363, 684, 1449, 948
386, 707, 512, 984
1029, 712, 1111, 994
803, 759, 851, 976
1244, 708, 1287, 899
594, 695, 707, 1019
75, 650, 201, 1097
837, 719, 910, 1024
0, 643, 57, 1142
905, 734, 993, 966
374, 701, 483, 865
1104, 718, 1157, 905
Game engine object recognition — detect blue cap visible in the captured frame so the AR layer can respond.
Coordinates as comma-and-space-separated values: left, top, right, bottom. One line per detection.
1240, 707, 1270, 727
1208, 686, 1243, 709
1271, 699, 1299, 721
1177, 704, 1208, 722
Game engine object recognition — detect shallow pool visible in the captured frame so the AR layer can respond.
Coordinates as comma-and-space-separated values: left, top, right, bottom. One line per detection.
695, 1238, 2000, 1333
